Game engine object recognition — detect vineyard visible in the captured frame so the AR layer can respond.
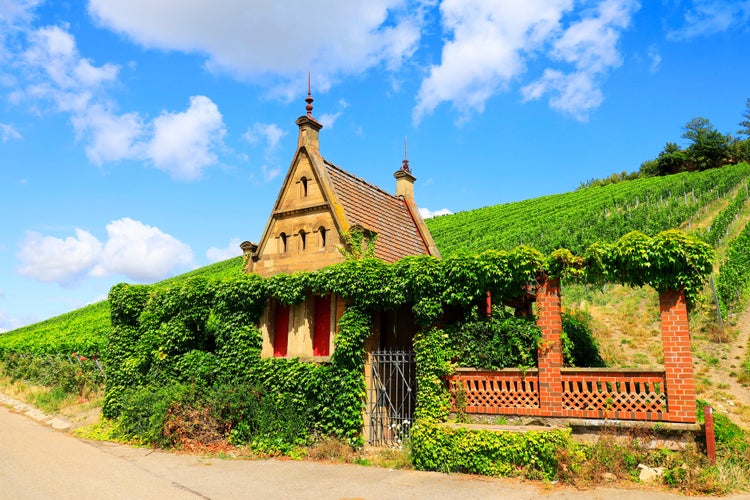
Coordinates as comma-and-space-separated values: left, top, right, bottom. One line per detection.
3, 164, 750, 357
0, 257, 243, 357
426, 162, 750, 256
0, 301, 110, 356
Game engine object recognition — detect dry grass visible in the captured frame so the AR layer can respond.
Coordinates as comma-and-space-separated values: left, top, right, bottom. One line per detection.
564, 284, 662, 368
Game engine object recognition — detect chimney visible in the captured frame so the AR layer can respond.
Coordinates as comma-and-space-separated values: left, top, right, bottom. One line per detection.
394, 169, 415, 199
394, 140, 415, 198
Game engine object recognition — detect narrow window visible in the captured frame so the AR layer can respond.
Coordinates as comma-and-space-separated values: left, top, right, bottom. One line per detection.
299, 229, 306, 251
313, 295, 331, 356
319, 226, 327, 248
274, 303, 289, 357
280, 232, 287, 254
301, 176, 308, 197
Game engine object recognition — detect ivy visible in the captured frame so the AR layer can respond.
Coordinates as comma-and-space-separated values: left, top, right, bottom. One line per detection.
584, 230, 713, 305
413, 327, 454, 422
410, 421, 573, 480
102, 228, 713, 448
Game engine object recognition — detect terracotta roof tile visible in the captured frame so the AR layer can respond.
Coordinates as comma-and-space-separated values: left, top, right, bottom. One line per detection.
324, 161, 430, 262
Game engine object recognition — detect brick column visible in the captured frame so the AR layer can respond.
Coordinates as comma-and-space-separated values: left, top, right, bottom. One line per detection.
536, 276, 563, 417
660, 289, 697, 423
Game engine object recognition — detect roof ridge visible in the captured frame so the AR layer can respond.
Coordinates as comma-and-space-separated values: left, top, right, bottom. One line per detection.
323, 159, 400, 201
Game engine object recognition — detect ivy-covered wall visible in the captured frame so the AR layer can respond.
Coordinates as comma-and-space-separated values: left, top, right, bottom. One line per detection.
104, 230, 713, 449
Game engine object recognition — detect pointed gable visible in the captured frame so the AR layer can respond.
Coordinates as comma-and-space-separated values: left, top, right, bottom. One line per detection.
243, 103, 439, 277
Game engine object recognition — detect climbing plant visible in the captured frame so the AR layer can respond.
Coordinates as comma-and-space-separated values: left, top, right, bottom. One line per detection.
103, 229, 712, 449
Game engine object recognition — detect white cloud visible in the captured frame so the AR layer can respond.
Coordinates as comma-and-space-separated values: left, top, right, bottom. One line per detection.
71, 95, 226, 179
0, 122, 22, 142
93, 218, 195, 281
17, 218, 195, 285
647, 44, 661, 73
18, 25, 119, 114
419, 207, 452, 219
522, 0, 639, 121
5, 15, 226, 180
261, 165, 282, 182
206, 238, 242, 263
243, 122, 286, 151
0, 0, 40, 63
88, 0, 426, 91
17, 228, 102, 285
522, 69, 603, 121
145, 95, 226, 181
318, 112, 343, 129
318, 99, 350, 129
244, 122, 291, 183
416, 0, 639, 123
72, 104, 144, 165
668, 0, 750, 40
414, 0, 573, 123
0, 0, 40, 24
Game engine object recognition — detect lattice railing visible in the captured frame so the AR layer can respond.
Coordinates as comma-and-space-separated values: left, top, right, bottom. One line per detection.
561, 368, 666, 419
446, 369, 539, 414
446, 368, 669, 421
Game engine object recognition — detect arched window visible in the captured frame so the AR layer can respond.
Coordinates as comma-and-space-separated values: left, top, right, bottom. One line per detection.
280, 232, 287, 254
299, 229, 306, 251
301, 176, 308, 197
319, 226, 327, 248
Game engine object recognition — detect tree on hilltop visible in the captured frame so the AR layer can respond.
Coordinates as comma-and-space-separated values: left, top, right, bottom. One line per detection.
682, 117, 729, 171
655, 142, 687, 175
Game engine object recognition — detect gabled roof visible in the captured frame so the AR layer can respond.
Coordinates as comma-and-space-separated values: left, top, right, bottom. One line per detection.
245, 111, 439, 273
323, 160, 431, 262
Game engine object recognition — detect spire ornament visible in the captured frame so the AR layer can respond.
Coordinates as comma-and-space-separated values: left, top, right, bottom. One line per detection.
305, 72, 314, 117
401, 136, 412, 173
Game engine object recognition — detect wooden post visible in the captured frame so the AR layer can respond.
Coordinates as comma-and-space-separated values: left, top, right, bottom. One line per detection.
704, 406, 717, 465
536, 276, 563, 417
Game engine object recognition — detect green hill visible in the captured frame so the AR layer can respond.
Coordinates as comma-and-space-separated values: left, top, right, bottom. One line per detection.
426, 163, 750, 256
3, 163, 750, 356
0, 256, 243, 356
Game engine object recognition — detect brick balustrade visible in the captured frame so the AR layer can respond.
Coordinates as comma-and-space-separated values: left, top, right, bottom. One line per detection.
445, 278, 697, 424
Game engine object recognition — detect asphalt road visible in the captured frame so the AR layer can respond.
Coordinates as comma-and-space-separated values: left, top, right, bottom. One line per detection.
0, 404, 741, 500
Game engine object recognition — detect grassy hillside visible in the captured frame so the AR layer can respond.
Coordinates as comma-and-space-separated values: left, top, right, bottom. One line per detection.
4, 164, 750, 357
0, 256, 244, 356
426, 162, 750, 256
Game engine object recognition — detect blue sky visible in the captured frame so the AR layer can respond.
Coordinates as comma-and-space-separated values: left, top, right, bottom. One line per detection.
1, 0, 749, 331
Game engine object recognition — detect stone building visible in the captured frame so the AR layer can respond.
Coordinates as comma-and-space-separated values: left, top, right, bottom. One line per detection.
241, 92, 440, 360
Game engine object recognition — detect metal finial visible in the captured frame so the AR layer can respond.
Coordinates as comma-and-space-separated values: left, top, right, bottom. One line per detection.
401, 136, 411, 173
305, 72, 314, 117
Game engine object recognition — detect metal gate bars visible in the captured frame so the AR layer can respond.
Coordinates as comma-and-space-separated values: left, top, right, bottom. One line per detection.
368, 349, 416, 447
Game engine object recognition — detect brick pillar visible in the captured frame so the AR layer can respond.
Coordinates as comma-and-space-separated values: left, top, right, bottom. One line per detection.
660, 289, 697, 424
536, 276, 563, 417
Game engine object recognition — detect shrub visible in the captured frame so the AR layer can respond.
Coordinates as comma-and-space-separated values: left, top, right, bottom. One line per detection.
561, 310, 605, 367
117, 384, 188, 446
410, 421, 572, 480
448, 309, 540, 370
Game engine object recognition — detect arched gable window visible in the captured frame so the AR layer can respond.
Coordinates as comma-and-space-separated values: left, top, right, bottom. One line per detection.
299, 229, 306, 251
279, 232, 287, 254
300, 176, 308, 197
319, 226, 327, 248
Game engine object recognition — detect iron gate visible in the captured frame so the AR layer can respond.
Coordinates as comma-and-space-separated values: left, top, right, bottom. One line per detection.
368, 349, 416, 447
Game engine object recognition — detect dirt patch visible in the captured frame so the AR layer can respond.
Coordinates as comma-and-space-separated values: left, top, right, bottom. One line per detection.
700, 306, 750, 425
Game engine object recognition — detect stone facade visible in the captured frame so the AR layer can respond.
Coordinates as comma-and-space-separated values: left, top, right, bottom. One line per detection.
241, 109, 439, 359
